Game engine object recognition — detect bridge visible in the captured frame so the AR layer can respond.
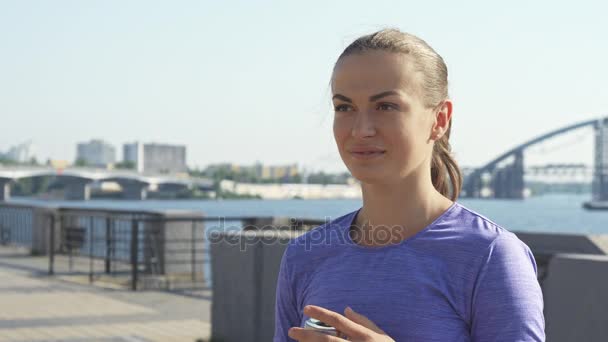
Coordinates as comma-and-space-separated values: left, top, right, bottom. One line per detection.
0, 167, 214, 200
526, 163, 591, 177
463, 116, 608, 206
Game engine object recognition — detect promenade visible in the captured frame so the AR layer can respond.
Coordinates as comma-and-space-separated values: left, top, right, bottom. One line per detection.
0, 245, 211, 342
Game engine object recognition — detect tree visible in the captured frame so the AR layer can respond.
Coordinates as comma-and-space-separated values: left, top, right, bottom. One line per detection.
74, 158, 88, 167
115, 160, 135, 170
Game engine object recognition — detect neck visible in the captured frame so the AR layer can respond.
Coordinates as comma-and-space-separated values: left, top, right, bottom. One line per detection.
353, 166, 454, 246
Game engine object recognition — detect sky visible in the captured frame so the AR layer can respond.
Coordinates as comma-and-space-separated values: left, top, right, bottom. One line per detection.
1, 0, 607, 173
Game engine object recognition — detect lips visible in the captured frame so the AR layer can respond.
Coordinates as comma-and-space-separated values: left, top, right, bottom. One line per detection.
348, 146, 387, 159
349, 147, 386, 153
351, 150, 386, 154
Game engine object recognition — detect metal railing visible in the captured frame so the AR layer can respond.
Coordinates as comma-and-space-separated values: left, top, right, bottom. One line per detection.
0, 204, 34, 247
0, 201, 324, 292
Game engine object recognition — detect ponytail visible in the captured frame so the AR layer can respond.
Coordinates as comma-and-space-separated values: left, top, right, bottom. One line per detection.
431, 120, 462, 201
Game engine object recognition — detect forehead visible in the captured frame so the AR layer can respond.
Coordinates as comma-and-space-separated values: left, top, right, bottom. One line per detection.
331, 51, 423, 99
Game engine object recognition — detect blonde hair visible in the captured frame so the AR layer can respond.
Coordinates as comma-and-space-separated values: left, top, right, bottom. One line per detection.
335, 28, 462, 201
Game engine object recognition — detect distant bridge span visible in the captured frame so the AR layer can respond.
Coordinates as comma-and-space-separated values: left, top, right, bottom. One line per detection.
0, 167, 213, 200
463, 116, 608, 202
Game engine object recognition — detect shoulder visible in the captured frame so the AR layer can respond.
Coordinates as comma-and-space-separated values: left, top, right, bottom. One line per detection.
427, 203, 534, 268
445, 202, 525, 249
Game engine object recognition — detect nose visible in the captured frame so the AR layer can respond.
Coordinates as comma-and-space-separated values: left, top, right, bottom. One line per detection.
351, 110, 376, 138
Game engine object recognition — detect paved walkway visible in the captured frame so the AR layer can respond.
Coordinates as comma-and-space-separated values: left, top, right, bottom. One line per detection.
0, 246, 212, 342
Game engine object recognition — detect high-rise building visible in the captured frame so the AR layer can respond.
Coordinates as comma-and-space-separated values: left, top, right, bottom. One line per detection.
203, 162, 300, 182
123, 142, 144, 172
123, 142, 187, 174
259, 164, 299, 180
76, 139, 116, 167
2, 141, 34, 163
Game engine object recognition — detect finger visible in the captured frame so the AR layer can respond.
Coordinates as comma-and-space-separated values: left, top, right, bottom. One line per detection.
344, 306, 385, 334
288, 327, 345, 341
303, 305, 370, 339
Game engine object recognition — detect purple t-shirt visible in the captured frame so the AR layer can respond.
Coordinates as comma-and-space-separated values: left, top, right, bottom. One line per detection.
274, 202, 545, 341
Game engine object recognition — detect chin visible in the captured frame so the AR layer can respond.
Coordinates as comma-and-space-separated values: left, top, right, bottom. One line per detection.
348, 168, 388, 185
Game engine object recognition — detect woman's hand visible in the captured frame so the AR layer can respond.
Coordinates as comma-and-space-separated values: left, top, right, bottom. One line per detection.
288, 305, 395, 341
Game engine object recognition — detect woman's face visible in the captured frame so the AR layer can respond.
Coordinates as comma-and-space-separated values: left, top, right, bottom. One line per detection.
332, 51, 439, 185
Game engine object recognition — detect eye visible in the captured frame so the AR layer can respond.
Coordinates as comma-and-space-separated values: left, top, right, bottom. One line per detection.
377, 102, 398, 111
334, 104, 354, 112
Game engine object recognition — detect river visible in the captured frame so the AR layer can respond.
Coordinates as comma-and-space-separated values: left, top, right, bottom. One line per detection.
8, 193, 608, 234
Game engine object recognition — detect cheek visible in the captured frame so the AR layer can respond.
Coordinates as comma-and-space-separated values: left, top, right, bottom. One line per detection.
388, 123, 428, 157
332, 118, 350, 145
391, 133, 415, 157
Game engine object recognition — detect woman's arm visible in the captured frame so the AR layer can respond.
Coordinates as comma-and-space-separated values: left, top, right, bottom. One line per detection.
274, 244, 301, 342
470, 234, 545, 341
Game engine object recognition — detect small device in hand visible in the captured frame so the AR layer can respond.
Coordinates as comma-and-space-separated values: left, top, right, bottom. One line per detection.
304, 318, 338, 336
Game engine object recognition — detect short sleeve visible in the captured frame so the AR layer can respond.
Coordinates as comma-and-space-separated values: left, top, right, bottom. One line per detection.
274, 244, 301, 342
470, 234, 545, 341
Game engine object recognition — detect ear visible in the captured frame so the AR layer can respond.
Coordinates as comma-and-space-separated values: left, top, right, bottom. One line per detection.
430, 100, 453, 141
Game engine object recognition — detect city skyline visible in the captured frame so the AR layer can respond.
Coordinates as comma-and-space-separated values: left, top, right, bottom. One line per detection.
0, 132, 598, 171
1, 1, 606, 172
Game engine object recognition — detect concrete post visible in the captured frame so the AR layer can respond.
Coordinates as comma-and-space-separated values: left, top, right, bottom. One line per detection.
514, 231, 608, 282
31, 208, 61, 255
210, 230, 304, 342
142, 210, 205, 278
0, 179, 11, 201
544, 254, 608, 342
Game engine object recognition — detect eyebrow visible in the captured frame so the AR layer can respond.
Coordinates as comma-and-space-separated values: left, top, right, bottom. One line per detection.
370, 91, 400, 102
332, 94, 353, 103
332, 90, 401, 103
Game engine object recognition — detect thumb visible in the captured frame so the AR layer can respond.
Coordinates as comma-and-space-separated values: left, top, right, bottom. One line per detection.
344, 307, 385, 334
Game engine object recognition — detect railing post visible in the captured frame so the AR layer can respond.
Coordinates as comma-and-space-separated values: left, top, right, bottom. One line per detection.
131, 218, 139, 291
64, 214, 75, 272
191, 220, 196, 282
105, 217, 111, 274
48, 213, 55, 275
89, 216, 94, 284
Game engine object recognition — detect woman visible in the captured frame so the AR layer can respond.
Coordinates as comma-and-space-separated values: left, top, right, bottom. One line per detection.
274, 29, 545, 341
